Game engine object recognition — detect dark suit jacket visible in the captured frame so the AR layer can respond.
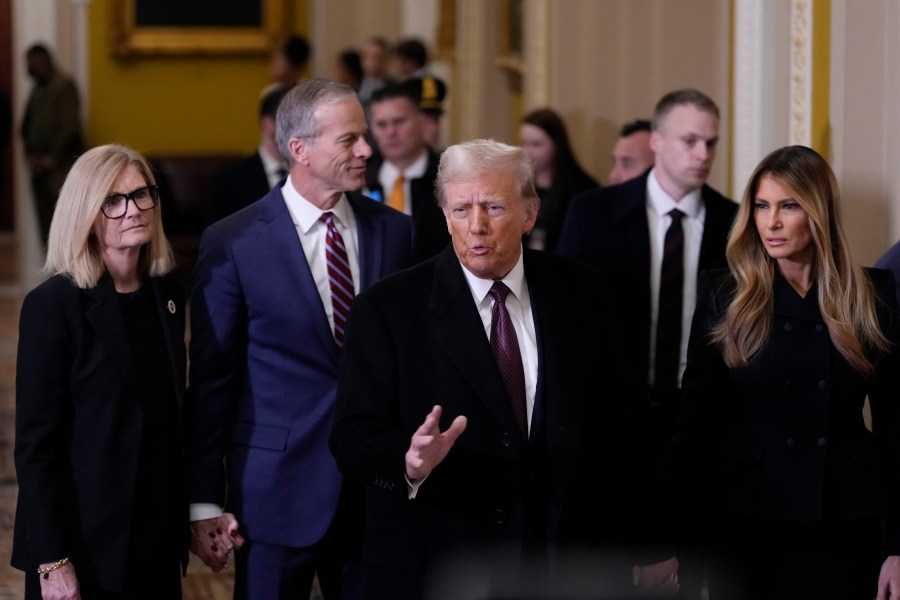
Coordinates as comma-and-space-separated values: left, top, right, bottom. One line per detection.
204, 151, 272, 228
667, 268, 900, 552
556, 170, 737, 394
330, 247, 643, 594
186, 187, 413, 550
13, 273, 186, 590
364, 150, 450, 263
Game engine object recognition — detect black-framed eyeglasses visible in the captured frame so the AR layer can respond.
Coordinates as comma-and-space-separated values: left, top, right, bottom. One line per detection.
100, 185, 160, 219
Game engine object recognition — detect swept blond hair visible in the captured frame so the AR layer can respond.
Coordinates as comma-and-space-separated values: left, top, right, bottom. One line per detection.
712, 145, 889, 376
44, 144, 175, 288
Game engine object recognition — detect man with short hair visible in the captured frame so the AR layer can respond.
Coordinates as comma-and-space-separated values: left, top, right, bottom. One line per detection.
608, 119, 655, 185
365, 85, 449, 262
186, 79, 413, 600
21, 43, 84, 245
204, 86, 289, 227
559, 89, 737, 467
331, 139, 646, 600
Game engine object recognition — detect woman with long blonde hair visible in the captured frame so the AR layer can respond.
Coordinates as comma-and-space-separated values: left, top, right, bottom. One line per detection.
667, 145, 900, 598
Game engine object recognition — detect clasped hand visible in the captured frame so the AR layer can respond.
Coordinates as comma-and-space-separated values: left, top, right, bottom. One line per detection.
190, 512, 245, 572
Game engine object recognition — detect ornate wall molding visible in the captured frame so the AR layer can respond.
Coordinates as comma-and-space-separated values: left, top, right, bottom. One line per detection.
790, 0, 812, 146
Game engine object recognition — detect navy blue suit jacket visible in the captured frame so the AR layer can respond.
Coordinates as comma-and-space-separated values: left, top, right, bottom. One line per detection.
186, 185, 412, 548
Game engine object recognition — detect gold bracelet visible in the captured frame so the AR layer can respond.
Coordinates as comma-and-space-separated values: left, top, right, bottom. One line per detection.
37, 557, 69, 579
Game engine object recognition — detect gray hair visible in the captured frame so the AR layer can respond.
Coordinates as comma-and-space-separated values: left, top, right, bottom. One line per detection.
436, 139, 539, 210
275, 78, 360, 162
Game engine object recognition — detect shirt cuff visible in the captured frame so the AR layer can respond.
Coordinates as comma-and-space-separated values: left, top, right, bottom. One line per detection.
190, 503, 224, 522
406, 473, 428, 499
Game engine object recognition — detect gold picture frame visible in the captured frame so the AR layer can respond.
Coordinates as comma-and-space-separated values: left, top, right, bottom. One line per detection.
112, 0, 291, 57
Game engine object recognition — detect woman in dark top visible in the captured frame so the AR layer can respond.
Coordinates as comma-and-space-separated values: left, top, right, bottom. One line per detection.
518, 108, 598, 251
667, 145, 900, 598
13, 144, 186, 599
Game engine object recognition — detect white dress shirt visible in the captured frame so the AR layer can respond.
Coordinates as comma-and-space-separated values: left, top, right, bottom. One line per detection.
646, 168, 705, 388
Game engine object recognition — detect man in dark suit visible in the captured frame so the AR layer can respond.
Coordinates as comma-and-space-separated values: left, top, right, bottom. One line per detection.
558, 89, 737, 469
365, 84, 449, 262
186, 79, 413, 599
330, 139, 653, 599
204, 86, 289, 228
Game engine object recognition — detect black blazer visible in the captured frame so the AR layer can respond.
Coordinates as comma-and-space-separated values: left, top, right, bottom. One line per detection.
12, 273, 186, 590
556, 170, 738, 393
330, 247, 643, 587
667, 268, 900, 551
364, 150, 450, 263
204, 151, 271, 228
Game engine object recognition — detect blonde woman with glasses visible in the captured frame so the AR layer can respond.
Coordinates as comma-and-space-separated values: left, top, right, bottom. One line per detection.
13, 144, 187, 599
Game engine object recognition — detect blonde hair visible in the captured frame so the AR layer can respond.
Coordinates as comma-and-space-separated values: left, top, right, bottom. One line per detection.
712, 146, 890, 376
44, 144, 175, 288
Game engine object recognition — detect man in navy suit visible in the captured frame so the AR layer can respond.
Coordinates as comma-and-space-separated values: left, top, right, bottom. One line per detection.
204, 86, 289, 228
331, 140, 649, 599
186, 79, 413, 599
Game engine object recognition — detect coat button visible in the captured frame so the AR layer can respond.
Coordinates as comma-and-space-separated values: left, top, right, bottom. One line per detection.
815, 324, 825, 332
785, 381, 793, 389
818, 380, 827, 390
786, 438, 796, 447
500, 433, 513, 447
784, 322, 795, 332
493, 509, 507, 524
817, 437, 827, 447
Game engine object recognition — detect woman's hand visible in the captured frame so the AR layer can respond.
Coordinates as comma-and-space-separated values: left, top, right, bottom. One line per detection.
39, 561, 80, 600
877, 555, 900, 600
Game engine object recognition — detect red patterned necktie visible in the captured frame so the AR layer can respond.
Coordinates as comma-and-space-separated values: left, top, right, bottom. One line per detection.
489, 281, 527, 436
320, 212, 354, 347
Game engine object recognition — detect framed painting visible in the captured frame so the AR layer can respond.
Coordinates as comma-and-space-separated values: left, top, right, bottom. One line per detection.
111, 0, 291, 57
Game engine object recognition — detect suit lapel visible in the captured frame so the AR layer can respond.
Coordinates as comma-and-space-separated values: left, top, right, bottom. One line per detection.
149, 277, 186, 408
258, 189, 339, 357
429, 249, 524, 436
85, 276, 138, 395
698, 186, 735, 272
349, 192, 385, 291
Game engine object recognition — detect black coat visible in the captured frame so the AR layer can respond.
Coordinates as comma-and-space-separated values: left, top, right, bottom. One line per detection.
12, 273, 187, 590
330, 247, 644, 595
668, 268, 900, 550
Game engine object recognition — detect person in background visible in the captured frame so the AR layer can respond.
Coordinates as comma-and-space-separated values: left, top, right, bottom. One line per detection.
205, 86, 289, 228
13, 144, 186, 599
21, 43, 84, 246
331, 139, 650, 600
186, 79, 412, 600
666, 145, 900, 598
334, 49, 364, 93
518, 108, 599, 251
265, 34, 311, 94
365, 84, 449, 262
608, 119, 655, 185
875, 238, 900, 308
358, 36, 393, 110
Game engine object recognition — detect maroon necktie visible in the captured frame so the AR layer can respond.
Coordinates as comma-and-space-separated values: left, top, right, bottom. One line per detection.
320, 212, 354, 347
489, 281, 527, 436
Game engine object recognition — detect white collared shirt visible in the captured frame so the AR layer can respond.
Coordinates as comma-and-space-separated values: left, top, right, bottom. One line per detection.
459, 248, 538, 435
376, 150, 429, 215
281, 179, 361, 335
646, 168, 705, 387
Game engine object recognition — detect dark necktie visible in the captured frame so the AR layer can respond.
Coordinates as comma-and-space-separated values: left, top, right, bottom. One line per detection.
489, 282, 527, 436
655, 208, 684, 392
320, 212, 354, 347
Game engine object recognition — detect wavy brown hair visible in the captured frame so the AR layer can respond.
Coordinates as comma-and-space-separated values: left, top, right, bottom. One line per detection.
712, 145, 889, 376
